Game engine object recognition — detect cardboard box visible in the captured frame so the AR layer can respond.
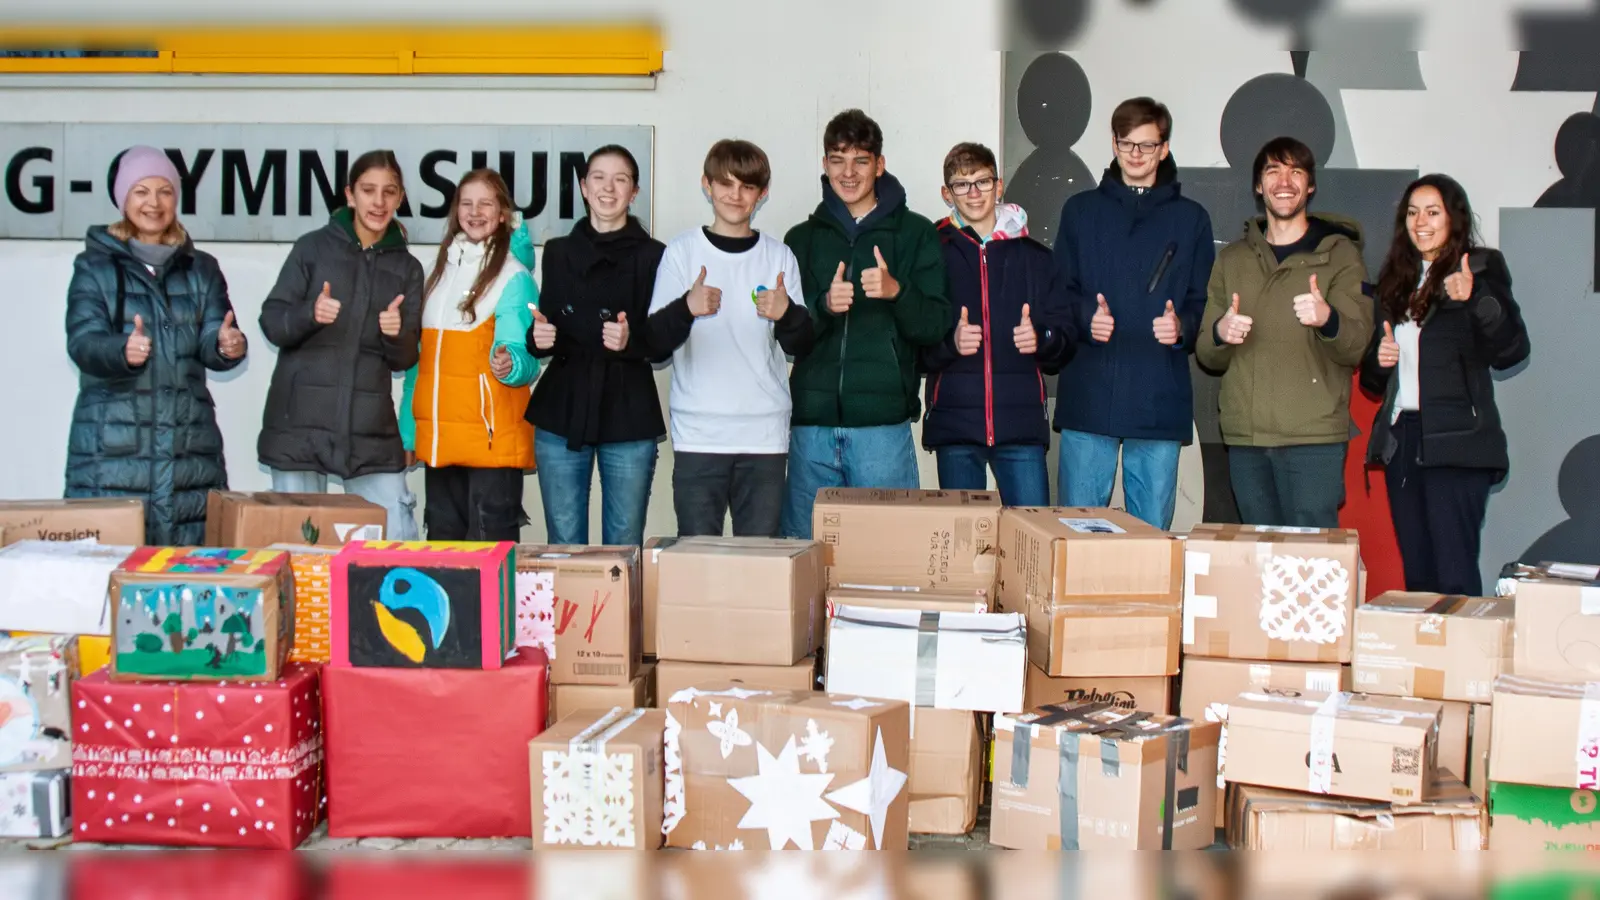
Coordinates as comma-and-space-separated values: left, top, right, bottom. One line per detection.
642, 536, 677, 658
1511, 573, 1600, 681
1228, 774, 1484, 849
332, 540, 514, 671
0, 770, 69, 838
515, 545, 641, 685
530, 707, 665, 851
824, 606, 1027, 714
267, 543, 337, 665
204, 491, 385, 547
110, 547, 294, 682
1024, 668, 1170, 716
996, 508, 1183, 677
0, 498, 145, 546
653, 658, 816, 701
1352, 592, 1513, 702
1177, 656, 1350, 827
549, 663, 655, 727
655, 538, 824, 666
0, 540, 135, 636
661, 683, 911, 850
0, 635, 76, 773
1223, 689, 1442, 805
1489, 674, 1600, 790
813, 488, 1001, 592
990, 703, 1220, 849
907, 708, 983, 835
1182, 524, 1364, 664
1436, 700, 1473, 799
1488, 781, 1600, 850
1469, 703, 1492, 801
9, 632, 109, 676
824, 585, 992, 619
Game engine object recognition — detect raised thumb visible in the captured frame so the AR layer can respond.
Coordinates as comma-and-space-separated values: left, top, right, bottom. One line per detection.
1020, 303, 1031, 323
833, 261, 847, 283
320, 281, 332, 298
775, 271, 786, 291
874, 245, 888, 269
1165, 300, 1175, 315
529, 304, 547, 322
387, 294, 405, 312
617, 312, 628, 325
959, 306, 969, 325
1383, 321, 1394, 339
694, 266, 707, 287
1230, 293, 1241, 315
132, 314, 145, 335
1096, 294, 1109, 312
222, 310, 236, 329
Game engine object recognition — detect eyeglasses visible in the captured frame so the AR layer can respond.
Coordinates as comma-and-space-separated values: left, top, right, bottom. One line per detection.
1115, 139, 1164, 156
947, 177, 997, 195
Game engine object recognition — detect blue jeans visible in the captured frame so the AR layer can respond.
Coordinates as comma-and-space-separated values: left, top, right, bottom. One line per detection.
934, 444, 1049, 507
1058, 430, 1181, 530
781, 423, 921, 540
268, 468, 420, 541
1228, 443, 1347, 529
534, 429, 657, 546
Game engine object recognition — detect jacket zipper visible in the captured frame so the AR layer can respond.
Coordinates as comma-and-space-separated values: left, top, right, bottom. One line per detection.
836, 235, 857, 424
979, 246, 995, 447
480, 373, 496, 450
428, 299, 445, 465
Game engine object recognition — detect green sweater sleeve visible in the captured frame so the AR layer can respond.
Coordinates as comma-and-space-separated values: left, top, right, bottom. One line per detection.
398, 363, 419, 452
493, 270, 540, 387
510, 217, 536, 270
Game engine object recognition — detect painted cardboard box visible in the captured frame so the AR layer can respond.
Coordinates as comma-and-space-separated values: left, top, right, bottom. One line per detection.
1352, 591, 1513, 702
1489, 781, 1600, 850
0, 635, 76, 773
267, 543, 337, 665
0, 770, 69, 838
1228, 773, 1484, 849
1181, 524, 1365, 664
109, 547, 294, 682
514, 545, 641, 685
0, 539, 136, 636
331, 540, 514, 670
205, 491, 386, 548
663, 683, 912, 850
70, 663, 324, 849
0, 498, 145, 547
530, 706, 666, 851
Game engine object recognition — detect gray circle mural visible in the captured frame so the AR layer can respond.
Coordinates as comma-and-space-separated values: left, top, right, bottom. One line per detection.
1219, 73, 1337, 169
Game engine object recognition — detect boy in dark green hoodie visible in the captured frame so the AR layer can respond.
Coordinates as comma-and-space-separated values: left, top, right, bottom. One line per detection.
779, 109, 952, 539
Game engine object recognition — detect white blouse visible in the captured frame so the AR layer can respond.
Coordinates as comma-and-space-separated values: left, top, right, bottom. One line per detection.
1391, 263, 1426, 423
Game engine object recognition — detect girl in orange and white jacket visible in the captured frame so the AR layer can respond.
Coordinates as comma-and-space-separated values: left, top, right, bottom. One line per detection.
400, 168, 539, 541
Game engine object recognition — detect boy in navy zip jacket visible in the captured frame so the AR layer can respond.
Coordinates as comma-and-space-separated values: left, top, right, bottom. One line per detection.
920, 142, 1074, 505
1052, 97, 1216, 529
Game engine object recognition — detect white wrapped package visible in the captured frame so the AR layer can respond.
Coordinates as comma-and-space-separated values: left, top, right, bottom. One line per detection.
0, 540, 133, 636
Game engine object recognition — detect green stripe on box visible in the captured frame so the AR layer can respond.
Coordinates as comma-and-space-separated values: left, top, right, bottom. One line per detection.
1490, 781, 1600, 829
1491, 872, 1600, 900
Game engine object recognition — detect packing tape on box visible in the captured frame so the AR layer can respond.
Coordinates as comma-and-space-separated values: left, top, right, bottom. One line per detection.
1307, 692, 1349, 794
568, 706, 647, 800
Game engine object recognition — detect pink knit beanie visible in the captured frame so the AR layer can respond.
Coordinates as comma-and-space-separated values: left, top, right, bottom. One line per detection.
113, 146, 182, 213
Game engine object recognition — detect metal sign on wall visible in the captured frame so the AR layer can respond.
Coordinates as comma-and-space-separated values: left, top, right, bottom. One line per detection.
0, 124, 653, 244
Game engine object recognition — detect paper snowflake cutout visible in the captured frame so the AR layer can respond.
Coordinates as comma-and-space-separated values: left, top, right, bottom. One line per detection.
799, 719, 834, 773
708, 702, 723, 717
831, 697, 880, 711
669, 685, 770, 706
727, 735, 838, 850
690, 839, 745, 851
1204, 702, 1229, 789
1259, 556, 1350, 644
706, 708, 753, 759
822, 820, 867, 849
661, 708, 686, 835
540, 747, 637, 847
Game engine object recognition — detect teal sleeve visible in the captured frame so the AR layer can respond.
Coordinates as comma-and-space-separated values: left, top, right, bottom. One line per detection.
398, 363, 418, 452
510, 218, 536, 270
493, 270, 540, 387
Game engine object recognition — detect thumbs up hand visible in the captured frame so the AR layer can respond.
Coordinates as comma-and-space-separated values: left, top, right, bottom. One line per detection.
529, 304, 557, 350
602, 312, 629, 352
313, 281, 341, 325
1293, 273, 1331, 328
1013, 303, 1038, 355
1090, 294, 1115, 343
1377, 321, 1400, 368
490, 344, 513, 379
125, 313, 151, 367
954, 307, 983, 356
688, 266, 722, 318
861, 246, 900, 300
1444, 253, 1474, 302
1219, 293, 1253, 345
756, 271, 790, 322
218, 310, 247, 360
1152, 299, 1181, 346
379, 294, 405, 337
827, 261, 854, 315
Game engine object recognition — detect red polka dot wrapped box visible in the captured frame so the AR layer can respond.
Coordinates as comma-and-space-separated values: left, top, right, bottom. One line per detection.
68, 662, 324, 849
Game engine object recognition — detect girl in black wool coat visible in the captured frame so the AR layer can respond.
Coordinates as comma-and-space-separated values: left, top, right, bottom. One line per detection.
1361, 174, 1530, 596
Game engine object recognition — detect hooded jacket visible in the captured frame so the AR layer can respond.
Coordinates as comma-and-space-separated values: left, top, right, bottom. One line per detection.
65, 226, 241, 545
257, 208, 425, 480
783, 172, 952, 428
1196, 213, 1374, 448
1052, 156, 1217, 443
920, 205, 1075, 448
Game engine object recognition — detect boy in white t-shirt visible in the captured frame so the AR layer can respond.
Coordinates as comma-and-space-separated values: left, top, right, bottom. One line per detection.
647, 140, 816, 536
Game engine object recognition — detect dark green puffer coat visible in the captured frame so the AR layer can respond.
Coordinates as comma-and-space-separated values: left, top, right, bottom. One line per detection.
65, 226, 242, 545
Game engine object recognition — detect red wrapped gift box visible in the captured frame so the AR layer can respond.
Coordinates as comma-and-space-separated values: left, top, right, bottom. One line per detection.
70, 663, 323, 849
322, 860, 528, 900
323, 647, 547, 838
66, 851, 310, 900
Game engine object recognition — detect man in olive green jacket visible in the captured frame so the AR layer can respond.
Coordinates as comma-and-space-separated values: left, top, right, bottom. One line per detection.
1196, 137, 1372, 528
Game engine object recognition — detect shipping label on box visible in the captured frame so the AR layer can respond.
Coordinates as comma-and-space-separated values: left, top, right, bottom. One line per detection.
0, 498, 145, 547
653, 658, 816, 703
205, 491, 385, 548
824, 606, 1027, 714
0, 635, 76, 773
1223, 689, 1442, 805
1489, 674, 1600, 790
0, 540, 135, 636
1228, 774, 1483, 850
1182, 524, 1363, 664
110, 547, 294, 682
813, 489, 1001, 592
516, 546, 641, 685
990, 704, 1220, 850
531, 706, 666, 851
1511, 574, 1600, 681
656, 538, 823, 667
331, 541, 514, 671
267, 544, 338, 665
996, 508, 1182, 677
1352, 592, 1512, 702
662, 684, 911, 850
1489, 781, 1600, 850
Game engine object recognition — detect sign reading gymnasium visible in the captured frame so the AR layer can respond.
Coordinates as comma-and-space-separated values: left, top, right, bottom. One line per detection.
0, 123, 653, 244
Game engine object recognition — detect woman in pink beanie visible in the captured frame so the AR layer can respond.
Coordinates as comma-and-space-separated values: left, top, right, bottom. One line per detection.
63, 144, 249, 544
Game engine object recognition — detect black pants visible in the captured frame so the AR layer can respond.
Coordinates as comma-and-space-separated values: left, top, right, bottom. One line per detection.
1385, 412, 1495, 595
672, 452, 786, 537
423, 465, 528, 542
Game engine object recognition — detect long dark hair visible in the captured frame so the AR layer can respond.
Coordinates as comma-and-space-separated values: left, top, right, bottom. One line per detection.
1376, 174, 1479, 324
422, 168, 514, 325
